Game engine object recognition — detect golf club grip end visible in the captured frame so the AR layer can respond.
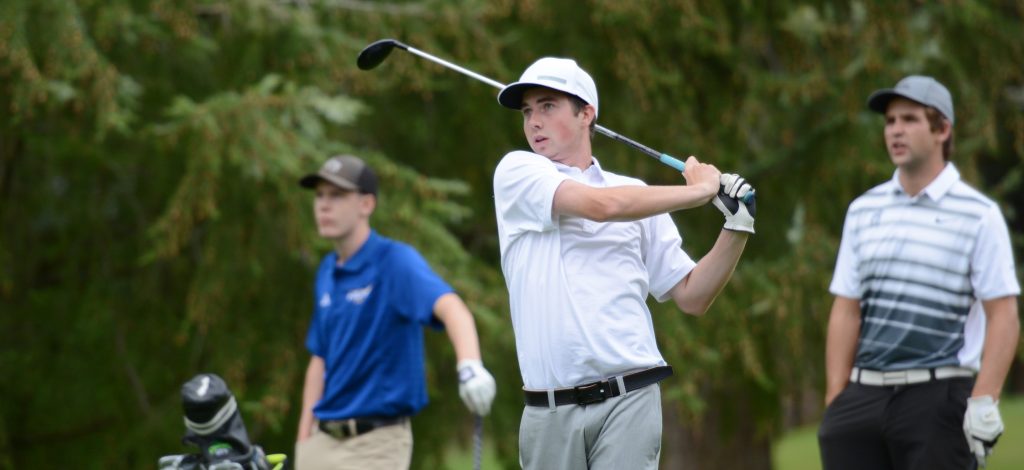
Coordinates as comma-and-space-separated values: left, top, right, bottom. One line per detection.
659, 154, 686, 172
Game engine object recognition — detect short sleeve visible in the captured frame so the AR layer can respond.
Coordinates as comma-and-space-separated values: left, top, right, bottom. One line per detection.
829, 204, 861, 299
305, 255, 336, 356
645, 213, 696, 301
386, 243, 453, 329
305, 315, 322, 357
493, 151, 570, 237
970, 204, 1021, 300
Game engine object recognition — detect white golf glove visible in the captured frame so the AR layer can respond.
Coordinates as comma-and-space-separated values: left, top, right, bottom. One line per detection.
963, 395, 1003, 467
457, 359, 496, 416
712, 173, 756, 234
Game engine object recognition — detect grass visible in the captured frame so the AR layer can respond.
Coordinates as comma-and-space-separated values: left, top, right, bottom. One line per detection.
443, 441, 502, 470
774, 395, 1024, 470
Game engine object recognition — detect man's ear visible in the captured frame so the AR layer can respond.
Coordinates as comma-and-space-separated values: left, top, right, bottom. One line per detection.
361, 193, 377, 217
583, 104, 596, 127
937, 119, 952, 143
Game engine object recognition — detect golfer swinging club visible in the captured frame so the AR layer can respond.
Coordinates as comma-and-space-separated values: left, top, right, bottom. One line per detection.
493, 57, 756, 468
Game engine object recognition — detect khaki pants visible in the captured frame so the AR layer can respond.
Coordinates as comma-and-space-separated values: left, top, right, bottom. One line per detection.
295, 419, 412, 470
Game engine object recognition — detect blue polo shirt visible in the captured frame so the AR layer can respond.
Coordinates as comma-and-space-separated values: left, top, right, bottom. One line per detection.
306, 231, 451, 420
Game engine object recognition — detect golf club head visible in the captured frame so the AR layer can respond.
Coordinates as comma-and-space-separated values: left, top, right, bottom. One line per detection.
357, 39, 404, 70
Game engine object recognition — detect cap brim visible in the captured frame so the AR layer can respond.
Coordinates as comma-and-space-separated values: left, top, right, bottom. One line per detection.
498, 82, 538, 110
867, 89, 910, 114
298, 172, 359, 191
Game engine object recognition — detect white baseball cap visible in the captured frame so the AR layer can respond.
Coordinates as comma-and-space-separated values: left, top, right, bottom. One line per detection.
497, 57, 599, 116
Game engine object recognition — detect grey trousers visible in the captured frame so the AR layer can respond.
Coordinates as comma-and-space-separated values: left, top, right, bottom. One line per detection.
519, 383, 662, 470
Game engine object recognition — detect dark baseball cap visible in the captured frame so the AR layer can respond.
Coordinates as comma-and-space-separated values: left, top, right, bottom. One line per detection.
299, 155, 378, 195
867, 75, 954, 124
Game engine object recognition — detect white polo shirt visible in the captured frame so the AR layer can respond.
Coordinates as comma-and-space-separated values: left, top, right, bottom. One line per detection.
493, 150, 696, 389
830, 163, 1020, 371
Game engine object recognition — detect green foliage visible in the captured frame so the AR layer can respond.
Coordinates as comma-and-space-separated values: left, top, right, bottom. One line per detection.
2, 1, 1022, 469
0, 0, 506, 468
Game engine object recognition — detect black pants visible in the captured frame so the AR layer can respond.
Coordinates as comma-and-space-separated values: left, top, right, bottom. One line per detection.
817, 378, 976, 470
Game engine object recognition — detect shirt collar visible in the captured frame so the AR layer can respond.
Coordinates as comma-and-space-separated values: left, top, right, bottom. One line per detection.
334, 229, 380, 273
553, 156, 606, 185
891, 162, 960, 201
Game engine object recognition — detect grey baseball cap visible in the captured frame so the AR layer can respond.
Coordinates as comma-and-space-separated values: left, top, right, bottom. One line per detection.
299, 155, 378, 195
867, 75, 954, 124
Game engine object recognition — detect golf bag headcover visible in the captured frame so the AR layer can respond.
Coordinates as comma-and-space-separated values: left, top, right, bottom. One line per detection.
180, 373, 268, 470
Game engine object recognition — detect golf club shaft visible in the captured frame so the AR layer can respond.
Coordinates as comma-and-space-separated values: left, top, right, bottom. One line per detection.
374, 40, 753, 201
403, 44, 506, 89
473, 415, 483, 470
595, 125, 687, 171
402, 45, 690, 172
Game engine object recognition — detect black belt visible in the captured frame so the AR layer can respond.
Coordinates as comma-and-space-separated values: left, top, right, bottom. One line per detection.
523, 365, 673, 407
318, 416, 406, 439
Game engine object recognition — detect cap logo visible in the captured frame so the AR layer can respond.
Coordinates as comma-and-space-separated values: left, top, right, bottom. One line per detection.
537, 75, 567, 84
325, 159, 342, 173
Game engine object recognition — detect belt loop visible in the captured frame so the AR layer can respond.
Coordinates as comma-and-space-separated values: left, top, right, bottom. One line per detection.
547, 389, 556, 412
346, 419, 357, 437
616, 376, 627, 397
929, 368, 937, 381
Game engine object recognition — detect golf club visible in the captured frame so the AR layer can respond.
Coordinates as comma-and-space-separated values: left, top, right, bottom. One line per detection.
473, 415, 483, 470
357, 38, 754, 203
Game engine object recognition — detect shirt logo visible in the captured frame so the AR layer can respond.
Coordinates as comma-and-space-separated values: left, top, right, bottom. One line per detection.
346, 284, 373, 304
319, 293, 332, 308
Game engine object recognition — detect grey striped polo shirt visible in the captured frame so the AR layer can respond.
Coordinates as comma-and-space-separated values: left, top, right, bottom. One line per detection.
830, 164, 1019, 371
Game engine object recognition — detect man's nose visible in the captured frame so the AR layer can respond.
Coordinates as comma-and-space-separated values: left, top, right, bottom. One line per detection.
526, 114, 541, 128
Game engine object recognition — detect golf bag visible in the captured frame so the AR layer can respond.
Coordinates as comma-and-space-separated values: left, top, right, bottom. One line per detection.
158, 373, 273, 470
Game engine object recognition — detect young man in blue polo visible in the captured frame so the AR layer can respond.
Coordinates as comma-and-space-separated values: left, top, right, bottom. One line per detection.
819, 76, 1020, 469
294, 155, 496, 470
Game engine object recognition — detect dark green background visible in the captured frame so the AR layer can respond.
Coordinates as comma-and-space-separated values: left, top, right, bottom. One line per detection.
2, 1, 1022, 468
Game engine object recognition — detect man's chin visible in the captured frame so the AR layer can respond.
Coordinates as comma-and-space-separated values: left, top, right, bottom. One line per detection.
530, 148, 558, 160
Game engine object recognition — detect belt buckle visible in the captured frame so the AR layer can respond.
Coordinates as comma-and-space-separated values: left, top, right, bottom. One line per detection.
323, 419, 358, 439
574, 382, 608, 405
881, 371, 907, 386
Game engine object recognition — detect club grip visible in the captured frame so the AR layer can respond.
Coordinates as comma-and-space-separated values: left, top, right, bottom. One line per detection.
659, 153, 686, 172
661, 153, 756, 204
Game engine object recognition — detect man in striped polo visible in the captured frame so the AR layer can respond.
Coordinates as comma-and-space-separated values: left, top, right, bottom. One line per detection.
818, 76, 1020, 469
